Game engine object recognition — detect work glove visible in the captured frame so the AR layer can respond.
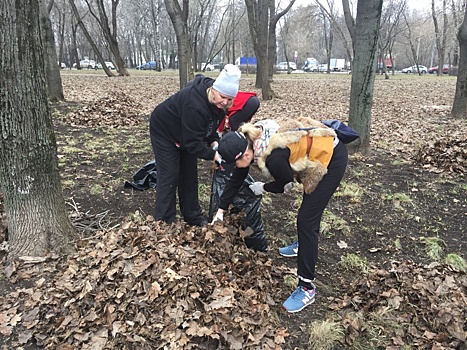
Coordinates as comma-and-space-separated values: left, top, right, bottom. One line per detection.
249, 181, 265, 196
213, 151, 224, 170
283, 181, 294, 194
211, 209, 224, 224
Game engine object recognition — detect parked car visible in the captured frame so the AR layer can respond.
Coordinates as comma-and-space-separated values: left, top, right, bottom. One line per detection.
73, 59, 96, 69
401, 65, 428, 74
136, 61, 157, 70
276, 62, 297, 71
58, 62, 66, 69
97, 61, 116, 70
305, 64, 328, 72
428, 64, 450, 74
302, 57, 319, 72
201, 63, 216, 71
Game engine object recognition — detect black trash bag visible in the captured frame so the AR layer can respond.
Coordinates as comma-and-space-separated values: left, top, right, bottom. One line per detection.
124, 160, 157, 191
209, 168, 268, 252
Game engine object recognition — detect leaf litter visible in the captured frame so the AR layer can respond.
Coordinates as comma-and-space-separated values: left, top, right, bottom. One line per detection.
0, 212, 291, 349
1, 74, 467, 349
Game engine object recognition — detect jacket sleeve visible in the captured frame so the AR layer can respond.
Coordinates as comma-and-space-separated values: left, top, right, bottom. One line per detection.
181, 107, 217, 160
218, 166, 250, 210
263, 148, 294, 193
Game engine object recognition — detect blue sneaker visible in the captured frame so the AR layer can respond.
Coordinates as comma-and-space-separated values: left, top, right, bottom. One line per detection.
279, 241, 298, 257
282, 285, 316, 313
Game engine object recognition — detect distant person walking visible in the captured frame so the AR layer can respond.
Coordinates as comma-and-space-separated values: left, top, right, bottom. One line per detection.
149, 64, 241, 226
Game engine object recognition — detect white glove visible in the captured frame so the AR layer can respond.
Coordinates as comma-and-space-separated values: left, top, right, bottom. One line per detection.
214, 151, 224, 168
211, 141, 219, 151
249, 182, 265, 195
211, 209, 224, 224
284, 181, 294, 194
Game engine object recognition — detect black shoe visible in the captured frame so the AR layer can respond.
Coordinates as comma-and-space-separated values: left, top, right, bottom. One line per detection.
189, 218, 207, 227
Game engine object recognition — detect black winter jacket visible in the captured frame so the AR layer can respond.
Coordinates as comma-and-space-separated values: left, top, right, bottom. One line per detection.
150, 76, 225, 160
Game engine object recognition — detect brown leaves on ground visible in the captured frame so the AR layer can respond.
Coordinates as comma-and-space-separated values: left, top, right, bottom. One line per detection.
414, 138, 467, 176
331, 260, 467, 349
0, 213, 288, 349
65, 91, 148, 128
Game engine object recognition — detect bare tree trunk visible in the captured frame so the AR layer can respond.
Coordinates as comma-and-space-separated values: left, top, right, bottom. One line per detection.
432, 0, 448, 77
165, 0, 192, 88
451, 0, 460, 67
347, 0, 383, 155
451, 3, 467, 118
245, 0, 295, 99
245, 0, 271, 98
82, 0, 128, 76
40, 0, 65, 102
0, 0, 77, 260
342, 0, 356, 56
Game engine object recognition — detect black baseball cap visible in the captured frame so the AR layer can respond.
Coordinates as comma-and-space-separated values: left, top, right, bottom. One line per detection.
218, 131, 248, 163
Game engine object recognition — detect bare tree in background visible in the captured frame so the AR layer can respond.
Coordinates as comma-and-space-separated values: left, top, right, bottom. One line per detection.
316, 0, 353, 68
165, 0, 192, 87
316, 1, 334, 74
432, 0, 449, 76
403, 13, 426, 75
347, 0, 383, 155
451, 2, 467, 118
377, 0, 407, 79
69, 0, 129, 76
0, 0, 77, 260
245, 0, 271, 98
342, 0, 356, 56
267, 0, 297, 80
245, 0, 295, 100
41, 0, 65, 101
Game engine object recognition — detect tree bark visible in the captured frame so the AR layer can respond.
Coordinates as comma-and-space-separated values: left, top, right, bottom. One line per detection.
0, 0, 77, 259
451, 3, 467, 118
432, 0, 448, 77
40, 0, 65, 102
347, 0, 383, 155
342, 0, 356, 56
165, 0, 192, 88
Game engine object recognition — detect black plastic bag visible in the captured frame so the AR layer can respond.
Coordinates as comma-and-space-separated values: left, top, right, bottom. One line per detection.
124, 160, 157, 191
209, 168, 268, 252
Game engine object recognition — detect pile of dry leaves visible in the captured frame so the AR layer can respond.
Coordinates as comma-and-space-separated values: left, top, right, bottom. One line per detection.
414, 138, 467, 176
0, 213, 288, 349
331, 260, 467, 349
65, 92, 148, 128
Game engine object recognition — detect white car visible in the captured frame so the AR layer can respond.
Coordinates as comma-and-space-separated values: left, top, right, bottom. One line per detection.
276, 62, 297, 71
73, 59, 96, 69
97, 61, 116, 70
201, 63, 215, 71
402, 65, 428, 74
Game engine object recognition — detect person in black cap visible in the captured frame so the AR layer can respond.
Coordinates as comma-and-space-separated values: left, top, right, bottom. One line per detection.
149, 64, 241, 226
214, 117, 348, 314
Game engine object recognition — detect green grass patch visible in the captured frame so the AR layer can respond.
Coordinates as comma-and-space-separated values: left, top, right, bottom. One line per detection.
339, 253, 368, 274
445, 253, 467, 272
334, 182, 362, 203
419, 236, 446, 261
321, 210, 351, 237
308, 320, 344, 350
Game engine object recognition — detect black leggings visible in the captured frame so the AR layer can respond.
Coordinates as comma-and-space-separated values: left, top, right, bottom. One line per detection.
228, 96, 260, 131
296, 141, 348, 287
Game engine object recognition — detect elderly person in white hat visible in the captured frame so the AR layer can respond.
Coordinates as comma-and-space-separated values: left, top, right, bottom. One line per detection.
149, 64, 241, 226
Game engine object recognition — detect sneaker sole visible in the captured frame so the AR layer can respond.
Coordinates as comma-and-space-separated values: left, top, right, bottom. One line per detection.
282, 298, 315, 313
279, 252, 298, 257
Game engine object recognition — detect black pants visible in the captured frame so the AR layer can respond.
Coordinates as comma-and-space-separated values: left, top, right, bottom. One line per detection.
150, 133, 205, 226
228, 96, 260, 131
296, 141, 348, 287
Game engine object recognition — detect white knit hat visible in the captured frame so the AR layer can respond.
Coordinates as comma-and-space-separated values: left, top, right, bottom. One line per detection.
212, 64, 241, 97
